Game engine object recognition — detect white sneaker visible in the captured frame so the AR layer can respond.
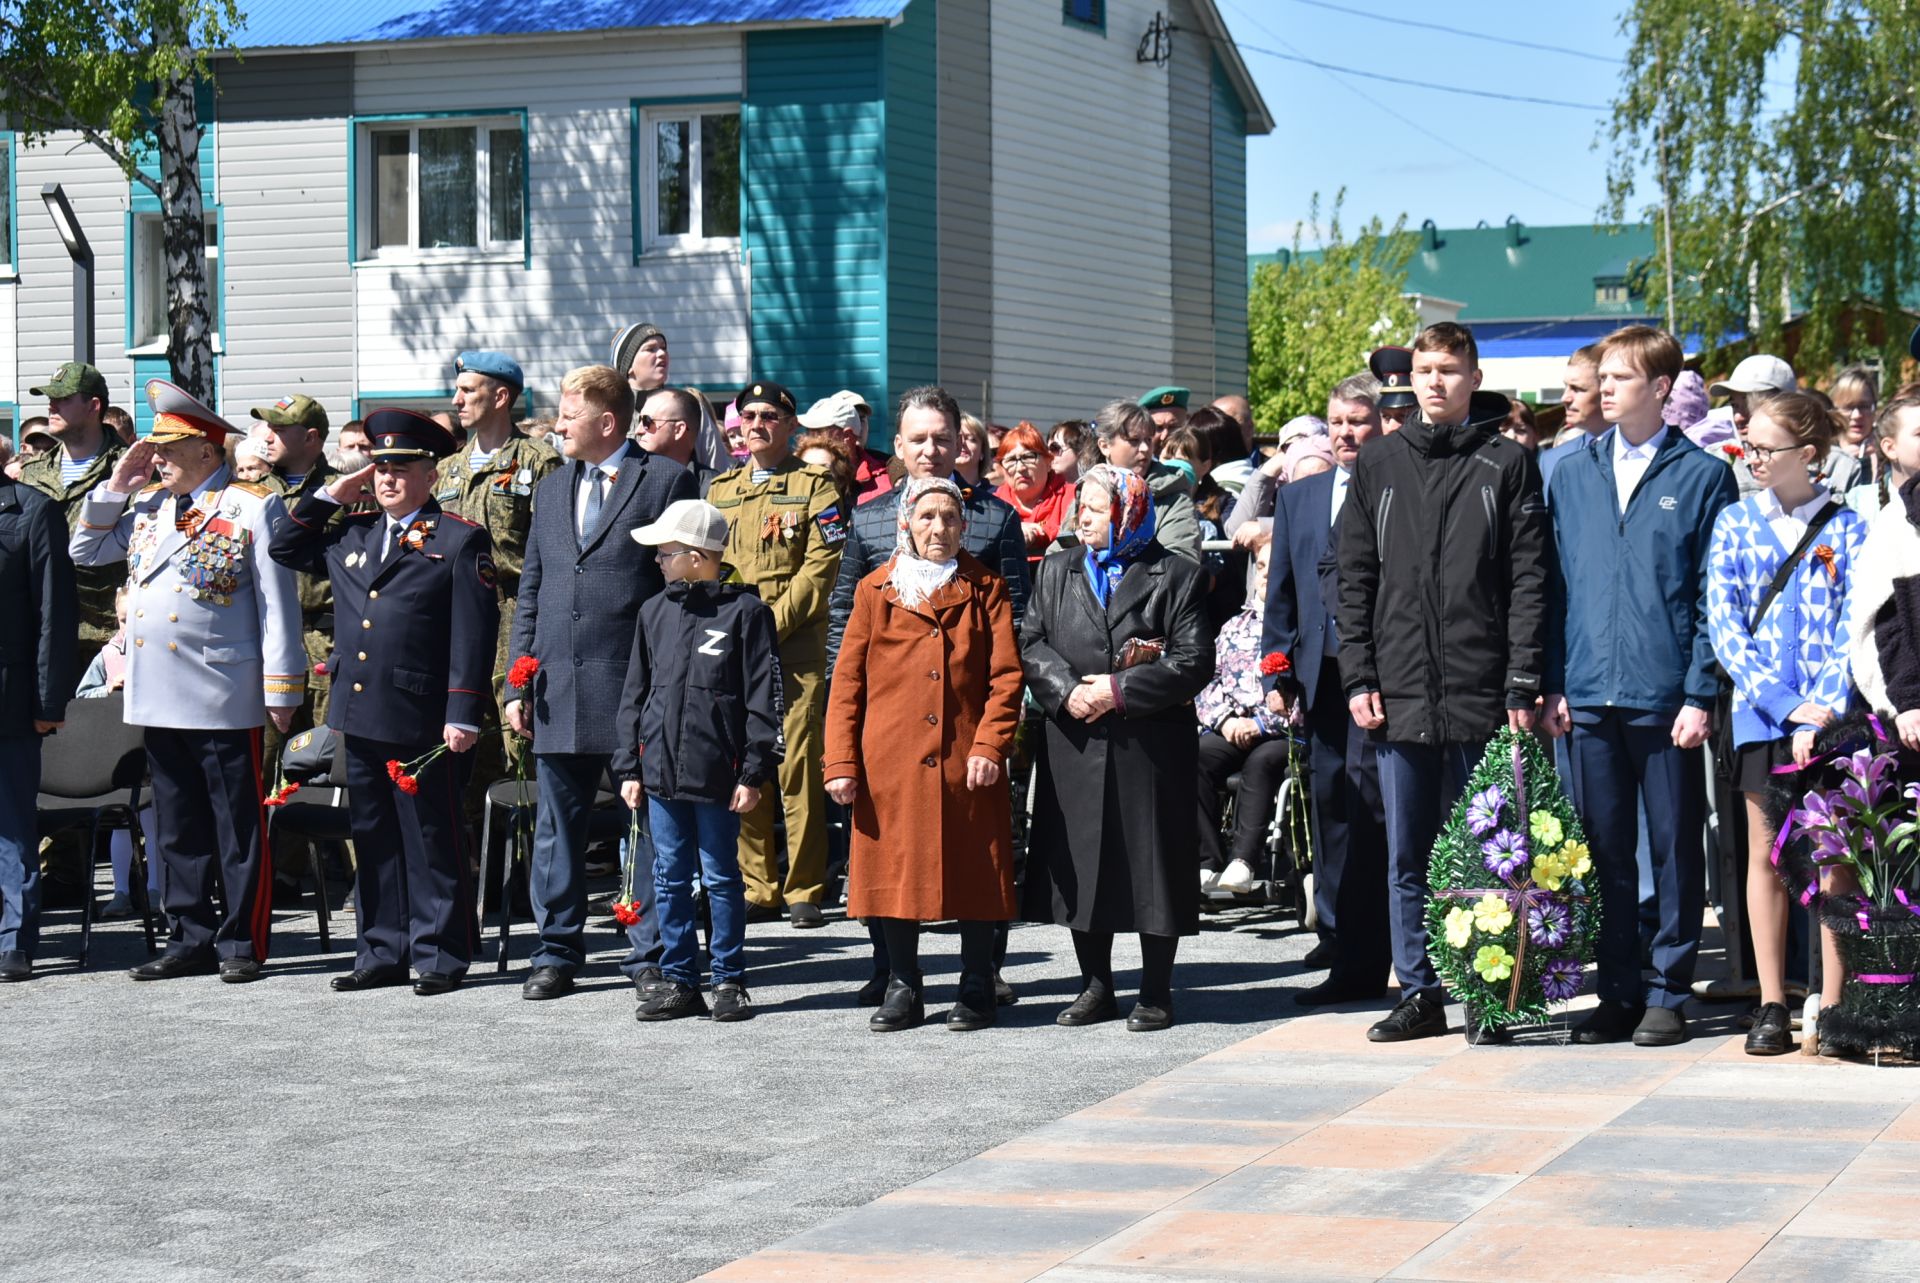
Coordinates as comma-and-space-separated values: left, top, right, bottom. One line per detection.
1216, 859, 1256, 894
1199, 866, 1222, 892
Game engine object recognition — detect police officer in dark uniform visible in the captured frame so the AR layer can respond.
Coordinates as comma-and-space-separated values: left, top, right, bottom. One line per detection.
269, 410, 499, 996
1369, 346, 1417, 433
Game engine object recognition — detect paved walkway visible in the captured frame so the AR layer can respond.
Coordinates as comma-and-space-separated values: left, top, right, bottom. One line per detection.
707, 1010, 1920, 1283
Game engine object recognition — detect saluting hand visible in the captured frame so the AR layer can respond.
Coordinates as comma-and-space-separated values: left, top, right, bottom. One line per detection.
107, 440, 158, 495
325, 463, 377, 506
443, 724, 477, 753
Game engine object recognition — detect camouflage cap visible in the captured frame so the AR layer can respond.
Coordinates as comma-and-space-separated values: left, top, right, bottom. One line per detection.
251, 394, 330, 433
31, 361, 110, 402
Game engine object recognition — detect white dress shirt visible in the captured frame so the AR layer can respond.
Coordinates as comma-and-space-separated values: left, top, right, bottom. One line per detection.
1330, 465, 1352, 526
574, 442, 632, 539
1611, 425, 1667, 513
1754, 485, 1833, 551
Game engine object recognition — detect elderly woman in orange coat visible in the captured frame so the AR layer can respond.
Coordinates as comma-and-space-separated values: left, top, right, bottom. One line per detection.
825, 477, 1025, 1033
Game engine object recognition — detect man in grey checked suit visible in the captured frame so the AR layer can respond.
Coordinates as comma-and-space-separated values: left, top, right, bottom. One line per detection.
70, 380, 306, 983
505, 365, 695, 1002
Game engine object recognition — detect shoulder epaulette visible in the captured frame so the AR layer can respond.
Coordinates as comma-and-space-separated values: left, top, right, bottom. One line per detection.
439, 511, 481, 528
138, 481, 166, 496
229, 480, 273, 498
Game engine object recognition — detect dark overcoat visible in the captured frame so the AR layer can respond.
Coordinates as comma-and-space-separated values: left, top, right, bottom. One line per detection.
1020, 542, 1212, 936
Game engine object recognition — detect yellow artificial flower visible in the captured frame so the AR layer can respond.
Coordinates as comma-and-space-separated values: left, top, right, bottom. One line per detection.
1529, 812, 1564, 849
1472, 893, 1513, 935
1560, 841, 1592, 879
1474, 944, 1515, 982
1444, 905, 1474, 949
1531, 851, 1567, 891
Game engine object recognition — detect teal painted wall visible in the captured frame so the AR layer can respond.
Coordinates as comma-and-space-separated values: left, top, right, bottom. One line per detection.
1210, 55, 1248, 395
743, 27, 890, 432
884, 0, 938, 429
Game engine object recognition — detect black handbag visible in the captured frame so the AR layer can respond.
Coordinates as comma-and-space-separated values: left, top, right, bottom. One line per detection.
278, 725, 341, 784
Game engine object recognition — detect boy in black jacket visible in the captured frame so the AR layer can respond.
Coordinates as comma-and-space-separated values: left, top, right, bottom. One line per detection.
616, 500, 783, 1022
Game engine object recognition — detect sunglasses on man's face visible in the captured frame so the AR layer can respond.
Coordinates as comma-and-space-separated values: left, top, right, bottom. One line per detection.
639, 415, 687, 430
738, 410, 783, 425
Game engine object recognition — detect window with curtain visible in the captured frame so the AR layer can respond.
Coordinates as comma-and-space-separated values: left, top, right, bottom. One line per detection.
362, 116, 526, 261
641, 106, 740, 251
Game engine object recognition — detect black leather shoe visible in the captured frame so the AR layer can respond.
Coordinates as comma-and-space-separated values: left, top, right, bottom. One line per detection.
636, 981, 709, 1021
1367, 992, 1448, 1042
1301, 939, 1336, 970
947, 977, 997, 1031
1633, 1005, 1688, 1046
412, 972, 461, 996
129, 953, 216, 981
331, 965, 408, 992
522, 965, 574, 1001
1571, 1000, 1646, 1045
218, 958, 262, 984
1056, 983, 1120, 1027
0, 951, 31, 982
1745, 1002, 1793, 1055
994, 971, 1017, 1006
1294, 978, 1386, 1009
1127, 1000, 1174, 1032
855, 971, 888, 1007
869, 978, 924, 1032
711, 983, 753, 1022
788, 901, 826, 929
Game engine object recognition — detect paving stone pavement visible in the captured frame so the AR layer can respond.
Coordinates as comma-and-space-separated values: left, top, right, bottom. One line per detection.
707, 1008, 1920, 1283
0, 893, 1322, 1283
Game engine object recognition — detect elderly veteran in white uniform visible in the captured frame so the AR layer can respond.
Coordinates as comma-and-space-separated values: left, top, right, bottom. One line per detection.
70, 380, 306, 984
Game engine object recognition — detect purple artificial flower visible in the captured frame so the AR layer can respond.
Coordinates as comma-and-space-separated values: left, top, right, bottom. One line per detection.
1842, 747, 1894, 812
1465, 786, 1505, 837
1789, 787, 1855, 866
1481, 829, 1530, 880
1527, 899, 1572, 949
1541, 957, 1583, 1002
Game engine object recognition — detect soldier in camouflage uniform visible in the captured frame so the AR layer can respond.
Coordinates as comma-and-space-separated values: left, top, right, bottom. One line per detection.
20, 362, 128, 676
254, 395, 343, 730
437, 351, 561, 830
705, 381, 847, 929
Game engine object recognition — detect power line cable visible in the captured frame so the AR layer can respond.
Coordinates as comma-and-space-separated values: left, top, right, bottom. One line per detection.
1277, 0, 1621, 64
1235, 41, 1607, 110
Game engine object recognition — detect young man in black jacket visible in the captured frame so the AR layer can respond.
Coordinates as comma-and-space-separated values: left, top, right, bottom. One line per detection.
1336, 322, 1550, 1042
616, 499, 783, 1023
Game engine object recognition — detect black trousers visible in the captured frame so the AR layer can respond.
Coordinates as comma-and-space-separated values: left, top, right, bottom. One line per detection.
146, 726, 270, 962
343, 735, 477, 978
1195, 733, 1290, 872
1304, 665, 1390, 989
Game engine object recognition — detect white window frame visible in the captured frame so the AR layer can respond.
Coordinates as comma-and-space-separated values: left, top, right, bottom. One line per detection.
639, 104, 741, 255
357, 115, 526, 265
128, 211, 222, 356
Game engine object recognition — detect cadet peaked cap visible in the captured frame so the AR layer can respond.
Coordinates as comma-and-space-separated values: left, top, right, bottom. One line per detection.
32, 361, 110, 402
736, 381, 798, 415
631, 498, 729, 553
145, 379, 235, 446
364, 408, 458, 461
1369, 346, 1417, 409
611, 322, 668, 376
1138, 386, 1190, 411
798, 391, 864, 431
455, 350, 525, 395
251, 394, 329, 433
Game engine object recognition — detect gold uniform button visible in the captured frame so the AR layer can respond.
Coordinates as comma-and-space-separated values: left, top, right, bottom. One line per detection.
357, 651, 367, 661
168, 642, 178, 652
369, 590, 379, 600
353, 683, 364, 693
134, 638, 144, 647
173, 585, 183, 593
362, 619, 372, 630
168, 613, 178, 622
136, 609, 145, 619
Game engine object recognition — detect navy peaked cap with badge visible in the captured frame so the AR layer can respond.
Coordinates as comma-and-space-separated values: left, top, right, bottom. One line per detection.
1369, 346, 1417, 410
736, 381, 798, 416
455, 350, 525, 395
365, 408, 458, 461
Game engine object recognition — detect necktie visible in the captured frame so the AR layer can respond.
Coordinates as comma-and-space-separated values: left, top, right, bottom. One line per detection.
580, 467, 606, 549
384, 522, 405, 563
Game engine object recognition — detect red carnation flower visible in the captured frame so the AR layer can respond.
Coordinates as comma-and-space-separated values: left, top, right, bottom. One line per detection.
1723, 443, 1745, 460
396, 773, 420, 796
312, 661, 329, 677
386, 760, 404, 782
611, 900, 641, 926
1259, 652, 1292, 677
264, 781, 303, 808
508, 656, 541, 690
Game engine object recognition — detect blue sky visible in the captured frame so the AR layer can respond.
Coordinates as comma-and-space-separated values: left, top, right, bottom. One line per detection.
1218, 1, 1635, 249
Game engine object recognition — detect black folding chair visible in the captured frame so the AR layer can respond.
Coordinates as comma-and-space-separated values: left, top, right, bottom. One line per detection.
480, 771, 630, 972
36, 693, 155, 967
265, 743, 351, 952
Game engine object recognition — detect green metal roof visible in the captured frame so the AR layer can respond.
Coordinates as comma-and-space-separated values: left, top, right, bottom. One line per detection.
1250, 221, 1658, 322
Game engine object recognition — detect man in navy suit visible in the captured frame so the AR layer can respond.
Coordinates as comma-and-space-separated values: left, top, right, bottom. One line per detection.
1262, 373, 1391, 1006
506, 365, 696, 1002
269, 409, 500, 996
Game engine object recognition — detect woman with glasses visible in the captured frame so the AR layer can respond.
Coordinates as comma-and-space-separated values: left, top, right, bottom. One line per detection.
993, 422, 1072, 565
1047, 421, 1088, 484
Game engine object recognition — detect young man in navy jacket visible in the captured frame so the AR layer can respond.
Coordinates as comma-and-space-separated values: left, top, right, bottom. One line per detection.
1542, 325, 1739, 1047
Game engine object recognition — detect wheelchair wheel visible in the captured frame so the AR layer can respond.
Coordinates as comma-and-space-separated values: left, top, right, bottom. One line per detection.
1299, 870, 1317, 931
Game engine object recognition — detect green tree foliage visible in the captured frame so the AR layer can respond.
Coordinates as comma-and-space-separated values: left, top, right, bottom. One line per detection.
0, 1, 245, 400
1248, 193, 1419, 429
1608, 0, 1920, 377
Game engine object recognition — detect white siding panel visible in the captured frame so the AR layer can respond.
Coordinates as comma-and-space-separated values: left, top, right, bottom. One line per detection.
351, 33, 750, 407
0, 284, 16, 418
1166, 0, 1216, 395
988, 0, 1172, 423
15, 138, 130, 409
219, 117, 355, 422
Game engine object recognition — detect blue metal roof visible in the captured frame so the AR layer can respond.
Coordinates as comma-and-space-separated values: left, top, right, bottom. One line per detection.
229, 1, 910, 50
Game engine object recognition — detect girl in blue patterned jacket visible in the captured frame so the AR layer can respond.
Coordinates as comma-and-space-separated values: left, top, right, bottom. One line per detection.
1707, 391, 1866, 1054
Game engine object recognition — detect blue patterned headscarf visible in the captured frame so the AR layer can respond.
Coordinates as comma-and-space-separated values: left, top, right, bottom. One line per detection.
1078, 464, 1157, 608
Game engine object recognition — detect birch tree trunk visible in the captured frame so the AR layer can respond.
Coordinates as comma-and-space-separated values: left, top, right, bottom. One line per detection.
156, 70, 214, 401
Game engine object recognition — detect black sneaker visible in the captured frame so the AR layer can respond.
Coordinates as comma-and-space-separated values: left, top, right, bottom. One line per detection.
635, 982, 708, 1021
1744, 1002, 1793, 1055
711, 983, 753, 1022
631, 965, 666, 1000
1366, 992, 1448, 1042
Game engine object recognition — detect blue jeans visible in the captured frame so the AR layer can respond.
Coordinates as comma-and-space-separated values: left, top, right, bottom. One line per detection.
1375, 737, 1488, 1001
0, 736, 43, 956
649, 796, 745, 987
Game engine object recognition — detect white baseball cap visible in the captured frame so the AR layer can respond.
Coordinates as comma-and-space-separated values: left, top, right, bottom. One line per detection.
1709, 354, 1797, 397
797, 390, 864, 431
631, 498, 729, 553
